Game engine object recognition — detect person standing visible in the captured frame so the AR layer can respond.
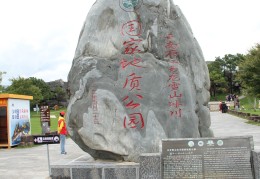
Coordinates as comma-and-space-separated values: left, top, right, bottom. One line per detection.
234, 95, 240, 111
58, 111, 67, 154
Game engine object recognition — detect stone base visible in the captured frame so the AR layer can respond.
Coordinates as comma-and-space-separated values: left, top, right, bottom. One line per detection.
139, 153, 161, 179
51, 149, 259, 179
253, 150, 260, 179
51, 155, 139, 179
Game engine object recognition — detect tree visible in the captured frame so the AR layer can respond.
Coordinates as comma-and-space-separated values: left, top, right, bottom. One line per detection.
53, 86, 67, 105
207, 61, 227, 96
208, 54, 245, 96
29, 77, 53, 100
5, 77, 68, 108
237, 44, 260, 98
217, 54, 245, 94
5, 77, 43, 107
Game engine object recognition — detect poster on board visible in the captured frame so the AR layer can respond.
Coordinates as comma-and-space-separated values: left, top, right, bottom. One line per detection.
8, 99, 31, 146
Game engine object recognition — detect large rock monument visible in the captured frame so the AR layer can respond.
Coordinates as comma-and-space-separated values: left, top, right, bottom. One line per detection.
67, 0, 213, 162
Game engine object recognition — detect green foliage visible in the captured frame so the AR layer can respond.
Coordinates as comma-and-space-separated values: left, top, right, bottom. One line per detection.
208, 53, 245, 96
227, 95, 260, 115
220, 54, 244, 72
208, 44, 260, 99
4, 76, 68, 109
210, 93, 227, 101
246, 120, 260, 126
218, 54, 244, 94
53, 86, 67, 104
211, 94, 260, 116
5, 77, 43, 107
208, 62, 227, 94
239, 95, 260, 112
29, 77, 53, 100
4, 77, 54, 107
236, 44, 260, 97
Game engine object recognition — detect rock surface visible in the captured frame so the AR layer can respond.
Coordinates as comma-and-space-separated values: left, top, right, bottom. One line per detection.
67, 0, 213, 162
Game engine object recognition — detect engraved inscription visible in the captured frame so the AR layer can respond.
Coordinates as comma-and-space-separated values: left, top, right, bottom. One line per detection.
162, 137, 253, 179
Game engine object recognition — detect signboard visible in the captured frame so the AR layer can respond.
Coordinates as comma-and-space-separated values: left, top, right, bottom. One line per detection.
33, 134, 60, 145
8, 99, 31, 146
162, 136, 253, 179
40, 106, 50, 122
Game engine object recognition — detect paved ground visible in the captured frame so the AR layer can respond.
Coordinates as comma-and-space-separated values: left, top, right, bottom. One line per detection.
210, 112, 260, 150
0, 112, 260, 179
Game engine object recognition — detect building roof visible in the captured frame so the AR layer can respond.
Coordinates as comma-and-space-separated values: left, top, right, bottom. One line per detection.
0, 93, 33, 100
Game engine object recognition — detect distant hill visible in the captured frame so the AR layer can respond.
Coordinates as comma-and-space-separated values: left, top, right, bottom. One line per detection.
45, 79, 69, 107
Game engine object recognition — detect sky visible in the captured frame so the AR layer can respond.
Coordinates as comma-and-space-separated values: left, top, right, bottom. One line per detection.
0, 0, 259, 86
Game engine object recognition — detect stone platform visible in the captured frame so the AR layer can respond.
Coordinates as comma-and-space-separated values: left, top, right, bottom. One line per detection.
51, 155, 139, 179
51, 141, 260, 179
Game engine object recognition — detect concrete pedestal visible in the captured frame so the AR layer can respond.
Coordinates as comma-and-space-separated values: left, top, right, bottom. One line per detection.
253, 150, 260, 179
139, 153, 161, 179
51, 155, 139, 179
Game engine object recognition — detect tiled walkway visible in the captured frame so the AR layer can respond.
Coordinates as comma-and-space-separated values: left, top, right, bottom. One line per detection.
0, 112, 259, 178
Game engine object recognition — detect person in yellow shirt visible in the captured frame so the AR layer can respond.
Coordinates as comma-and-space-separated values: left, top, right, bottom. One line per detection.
58, 111, 67, 154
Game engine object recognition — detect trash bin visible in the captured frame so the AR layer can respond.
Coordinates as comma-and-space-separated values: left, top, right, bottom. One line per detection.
221, 102, 228, 113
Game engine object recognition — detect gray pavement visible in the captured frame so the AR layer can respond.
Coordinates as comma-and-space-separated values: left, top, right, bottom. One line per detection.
0, 112, 260, 179
210, 111, 260, 150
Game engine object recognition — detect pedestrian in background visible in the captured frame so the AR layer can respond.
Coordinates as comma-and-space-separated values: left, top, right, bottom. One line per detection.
58, 111, 67, 154
234, 95, 240, 111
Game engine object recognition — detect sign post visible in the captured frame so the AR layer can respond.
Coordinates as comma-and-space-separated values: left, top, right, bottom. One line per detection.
40, 106, 50, 134
47, 144, 51, 176
33, 134, 60, 177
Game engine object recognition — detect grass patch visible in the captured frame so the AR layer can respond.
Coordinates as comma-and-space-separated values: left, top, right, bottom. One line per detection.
16, 109, 67, 148
246, 120, 260, 126
239, 109, 260, 116
30, 108, 66, 135
211, 93, 260, 116
240, 97, 260, 113
210, 93, 227, 101
239, 96, 260, 116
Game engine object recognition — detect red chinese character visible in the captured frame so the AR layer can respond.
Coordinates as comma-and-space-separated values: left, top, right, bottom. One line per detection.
168, 100, 182, 108
92, 92, 98, 111
165, 50, 178, 58
170, 108, 182, 117
165, 34, 178, 58
169, 60, 179, 64
123, 38, 142, 54
123, 96, 140, 109
169, 65, 178, 73
168, 81, 180, 91
165, 41, 178, 51
124, 113, 144, 128
120, 58, 143, 69
121, 20, 142, 36
135, 94, 143, 99
166, 34, 174, 40
123, 73, 142, 91
168, 73, 180, 82
169, 91, 182, 98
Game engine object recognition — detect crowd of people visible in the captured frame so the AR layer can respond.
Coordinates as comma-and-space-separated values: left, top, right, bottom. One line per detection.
219, 94, 240, 112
